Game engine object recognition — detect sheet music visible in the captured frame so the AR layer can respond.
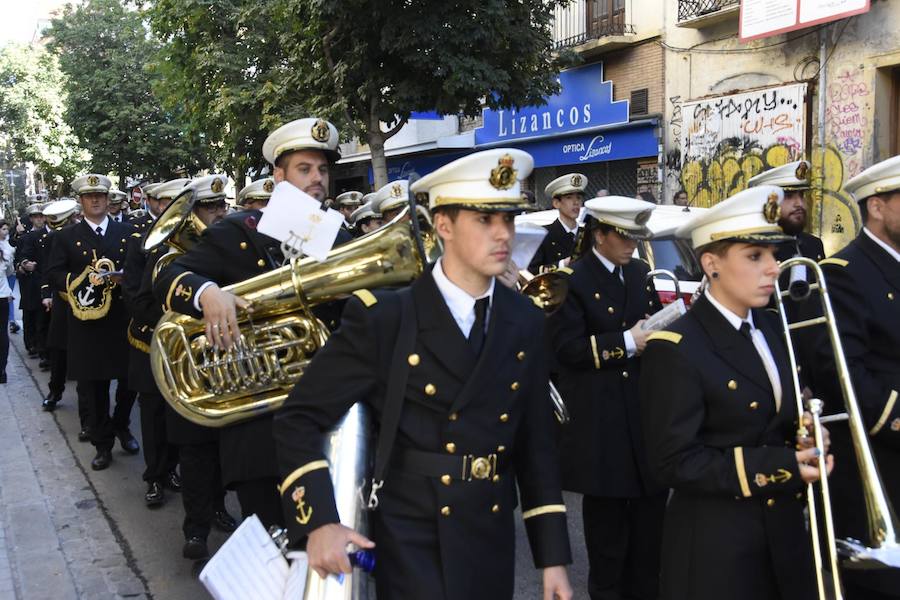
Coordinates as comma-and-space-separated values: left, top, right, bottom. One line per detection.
512, 225, 548, 269
641, 298, 687, 331
199, 514, 289, 600
257, 182, 343, 262
282, 552, 308, 599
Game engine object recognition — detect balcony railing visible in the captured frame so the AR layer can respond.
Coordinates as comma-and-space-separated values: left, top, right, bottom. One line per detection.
553, 0, 635, 51
677, 0, 740, 24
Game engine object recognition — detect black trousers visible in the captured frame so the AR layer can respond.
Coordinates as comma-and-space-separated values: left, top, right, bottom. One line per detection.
35, 306, 50, 358
0, 298, 8, 374
79, 380, 115, 450
139, 392, 178, 482
48, 348, 66, 396
22, 307, 38, 353
234, 477, 284, 530
583, 493, 667, 600
179, 441, 226, 540
112, 378, 136, 432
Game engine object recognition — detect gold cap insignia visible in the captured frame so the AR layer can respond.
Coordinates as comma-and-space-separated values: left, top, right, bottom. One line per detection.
88, 175, 99, 187
210, 178, 224, 194
763, 193, 781, 224
391, 183, 403, 198
635, 209, 652, 226
311, 119, 330, 143
263, 179, 274, 193
795, 161, 810, 181
489, 154, 517, 191
571, 174, 582, 187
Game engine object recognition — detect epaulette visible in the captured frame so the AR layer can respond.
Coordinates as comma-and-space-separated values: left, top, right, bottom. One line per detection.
556, 266, 574, 276
646, 331, 682, 345
352, 289, 377, 307
819, 257, 848, 268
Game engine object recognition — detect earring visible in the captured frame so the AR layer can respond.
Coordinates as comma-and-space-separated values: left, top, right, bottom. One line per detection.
712, 272, 719, 279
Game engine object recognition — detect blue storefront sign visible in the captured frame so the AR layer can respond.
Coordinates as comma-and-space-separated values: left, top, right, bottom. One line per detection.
367, 151, 469, 184
514, 123, 658, 168
475, 62, 630, 145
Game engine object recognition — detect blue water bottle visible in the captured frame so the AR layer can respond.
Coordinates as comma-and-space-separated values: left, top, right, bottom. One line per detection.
349, 549, 376, 573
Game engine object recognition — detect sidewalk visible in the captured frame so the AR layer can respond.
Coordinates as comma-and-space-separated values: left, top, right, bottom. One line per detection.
0, 335, 148, 600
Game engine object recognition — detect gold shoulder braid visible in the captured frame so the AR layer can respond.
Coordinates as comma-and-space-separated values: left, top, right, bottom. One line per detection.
67, 256, 118, 321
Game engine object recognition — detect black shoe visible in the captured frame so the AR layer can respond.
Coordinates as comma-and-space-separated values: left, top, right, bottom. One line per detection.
38, 359, 50, 371
91, 449, 112, 471
9, 322, 19, 334
78, 427, 91, 442
144, 481, 164, 507
165, 470, 182, 492
213, 509, 238, 533
116, 430, 140, 455
182, 536, 209, 560
42, 392, 61, 411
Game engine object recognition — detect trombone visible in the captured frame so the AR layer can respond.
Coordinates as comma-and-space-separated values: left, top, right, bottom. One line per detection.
775, 256, 900, 600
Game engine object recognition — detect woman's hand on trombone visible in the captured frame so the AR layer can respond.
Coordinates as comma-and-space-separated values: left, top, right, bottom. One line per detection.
795, 411, 834, 483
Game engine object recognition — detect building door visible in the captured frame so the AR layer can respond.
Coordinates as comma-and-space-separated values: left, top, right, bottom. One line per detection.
587, 0, 625, 36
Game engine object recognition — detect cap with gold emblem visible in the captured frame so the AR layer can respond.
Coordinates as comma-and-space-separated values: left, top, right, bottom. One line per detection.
26, 203, 44, 216
143, 181, 164, 198
262, 118, 340, 165
71, 174, 112, 195
237, 178, 275, 206
747, 160, 811, 191
410, 149, 533, 212
108, 189, 128, 204
153, 178, 191, 202
372, 180, 409, 215
676, 185, 792, 249
349, 201, 380, 226
43, 199, 79, 224
843, 155, 900, 202
335, 191, 364, 209
583, 196, 656, 240
185, 174, 229, 203
544, 173, 589, 200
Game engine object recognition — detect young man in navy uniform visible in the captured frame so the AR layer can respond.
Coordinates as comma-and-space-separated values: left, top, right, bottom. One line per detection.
273, 149, 573, 600
817, 155, 900, 600
153, 118, 351, 529
529, 173, 587, 273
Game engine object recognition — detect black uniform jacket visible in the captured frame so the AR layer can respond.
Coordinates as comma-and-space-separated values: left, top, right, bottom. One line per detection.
816, 232, 900, 594
14, 226, 48, 311
46, 219, 132, 380
125, 211, 153, 233
551, 251, 662, 497
40, 230, 70, 351
528, 219, 581, 273
273, 272, 571, 600
153, 209, 352, 486
639, 294, 814, 600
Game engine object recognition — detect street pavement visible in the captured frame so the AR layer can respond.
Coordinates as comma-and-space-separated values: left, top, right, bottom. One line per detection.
1, 321, 588, 599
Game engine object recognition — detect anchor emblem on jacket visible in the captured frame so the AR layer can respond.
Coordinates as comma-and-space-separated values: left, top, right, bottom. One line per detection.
292, 486, 313, 525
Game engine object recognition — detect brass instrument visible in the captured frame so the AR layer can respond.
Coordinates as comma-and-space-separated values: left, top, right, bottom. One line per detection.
775, 257, 900, 600
151, 206, 440, 427
143, 187, 208, 280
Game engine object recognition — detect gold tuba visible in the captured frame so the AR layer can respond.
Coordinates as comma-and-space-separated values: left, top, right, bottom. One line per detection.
143, 187, 208, 280
151, 206, 440, 427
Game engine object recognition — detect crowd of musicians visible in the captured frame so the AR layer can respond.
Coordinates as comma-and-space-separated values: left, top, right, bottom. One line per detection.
8, 114, 899, 600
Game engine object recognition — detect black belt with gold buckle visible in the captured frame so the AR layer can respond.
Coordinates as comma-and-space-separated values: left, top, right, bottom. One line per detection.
393, 447, 504, 482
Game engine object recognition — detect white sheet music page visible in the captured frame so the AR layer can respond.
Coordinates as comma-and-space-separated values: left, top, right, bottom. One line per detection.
257, 181, 343, 262
199, 514, 289, 600
512, 225, 548, 269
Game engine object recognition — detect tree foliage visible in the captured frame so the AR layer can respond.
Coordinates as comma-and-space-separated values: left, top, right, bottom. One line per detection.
46, 0, 211, 188
0, 44, 89, 192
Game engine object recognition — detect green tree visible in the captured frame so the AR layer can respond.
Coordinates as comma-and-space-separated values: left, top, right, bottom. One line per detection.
274, 0, 574, 188
0, 44, 89, 196
46, 0, 211, 188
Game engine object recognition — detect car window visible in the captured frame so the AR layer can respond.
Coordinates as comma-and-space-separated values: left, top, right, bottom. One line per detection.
639, 238, 703, 282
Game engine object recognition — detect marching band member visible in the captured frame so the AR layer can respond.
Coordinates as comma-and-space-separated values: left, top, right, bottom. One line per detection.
639, 186, 831, 600
236, 177, 274, 211
348, 200, 382, 237
817, 155, 900, 600
107, 189, 129, 223
274, 149, 572, 600
528, 173, 587, 273
334, 190, 363, 226
15, 204, 48, 361
551, 196, 664, 600
153, 118, 351, 529
371, 179, 409, 223
46, 174, 136, 470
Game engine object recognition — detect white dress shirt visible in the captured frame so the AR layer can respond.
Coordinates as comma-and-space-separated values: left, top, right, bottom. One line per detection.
558, 218, 578, 236
82, 215, 110, 237
863, 227, 900, 263
431, 257, 494, 338
705, 289, 782, 412
592, 248, 636, 357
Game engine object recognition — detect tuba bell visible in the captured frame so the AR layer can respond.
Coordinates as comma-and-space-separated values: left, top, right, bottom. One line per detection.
143, 187, 208, 280
151, 205, 440, 427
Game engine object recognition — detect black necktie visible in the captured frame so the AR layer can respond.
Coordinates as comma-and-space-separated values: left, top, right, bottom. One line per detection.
612, 265, 623, 286
95, 226, 103, 237
739, 321, 752, 340
468, 297, 489, 356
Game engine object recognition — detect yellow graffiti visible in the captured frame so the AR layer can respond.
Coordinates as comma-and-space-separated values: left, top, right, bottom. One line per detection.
680, 143, 859, 255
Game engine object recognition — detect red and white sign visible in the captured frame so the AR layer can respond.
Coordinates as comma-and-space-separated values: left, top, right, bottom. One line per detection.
131, 187, 143, 204
740, 0, 870, 41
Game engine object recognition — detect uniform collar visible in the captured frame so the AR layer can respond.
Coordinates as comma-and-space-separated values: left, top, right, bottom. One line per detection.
592, 247, 617, 273
82, 215, 110, 235
431, 257, 494, 325
863, 227, 900, 263
704, 288, 755, 331
557, 217, 578, 235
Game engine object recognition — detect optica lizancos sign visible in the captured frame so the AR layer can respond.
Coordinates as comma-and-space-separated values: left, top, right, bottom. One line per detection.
475, 62, 630, 145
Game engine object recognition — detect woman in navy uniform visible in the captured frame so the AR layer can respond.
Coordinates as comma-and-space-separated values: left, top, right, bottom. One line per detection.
551, 196, 665, 599
639, 186, 831, 600
273, 149, 572, 600
153, 118, 351, 529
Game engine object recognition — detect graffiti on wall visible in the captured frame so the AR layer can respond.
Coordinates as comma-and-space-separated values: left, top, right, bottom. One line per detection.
679, 83, 808, 207
825, 66, 869, 178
